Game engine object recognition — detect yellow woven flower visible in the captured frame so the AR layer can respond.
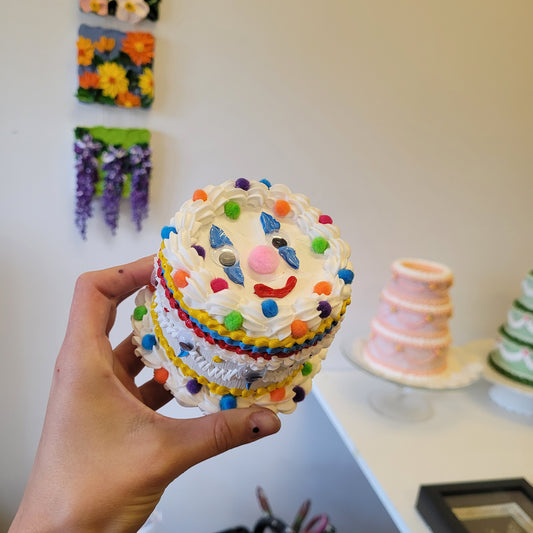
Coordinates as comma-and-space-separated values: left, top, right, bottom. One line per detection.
138, 67, 154, 98
97, 62, 129, 98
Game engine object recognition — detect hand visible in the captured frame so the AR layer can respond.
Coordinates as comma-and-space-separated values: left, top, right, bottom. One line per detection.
9, 256, 281, 533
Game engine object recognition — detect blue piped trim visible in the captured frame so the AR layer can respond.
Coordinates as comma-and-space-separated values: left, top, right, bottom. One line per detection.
159, 264, 337, 354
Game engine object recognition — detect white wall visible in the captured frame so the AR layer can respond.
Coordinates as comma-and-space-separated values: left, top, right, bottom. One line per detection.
1, 0, 531, 530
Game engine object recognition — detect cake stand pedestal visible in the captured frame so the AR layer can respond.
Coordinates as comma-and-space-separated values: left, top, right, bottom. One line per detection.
484, 355, 533, 417
341, 338, 490, 423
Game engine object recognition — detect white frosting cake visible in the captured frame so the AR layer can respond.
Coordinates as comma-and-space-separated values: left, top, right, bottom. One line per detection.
132, 179, 354, 413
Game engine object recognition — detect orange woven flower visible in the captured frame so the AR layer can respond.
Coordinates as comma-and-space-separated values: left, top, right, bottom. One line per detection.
78, 71, 100, 90
94, 36, 116, 54
121, 32, 154, 66
116, 92, 141, 108
77, 36, 94, 66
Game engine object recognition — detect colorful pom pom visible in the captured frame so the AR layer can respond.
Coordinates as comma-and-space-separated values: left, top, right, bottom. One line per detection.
312, 236, 329, 254
224, 310, 243, 331
133, 305, 148, 321
248, 245, 279, 274
186, 379, 202, 394
153, 367, 169, 384
317, 301, 332, 318
313, 281, 332, 295
142, 334, 156, 350
274, 200, 291, 217
338, 268, 355, 284
161, 226, 177, 239
192, 244, 206, 259
192, 189, 208, 201
291, 319, 308, 338
260, 179, 272, 188
172, 269, 189, 288
319, 215, 333, 224
261, 299, 279, 318
270, 387, 286, 402
220, 394, 237, 410
293, 386, 306, 403
224, 201, 241, 219
235, 178, 250, 190
211, 277, 229, 293
302, 362, 313, 376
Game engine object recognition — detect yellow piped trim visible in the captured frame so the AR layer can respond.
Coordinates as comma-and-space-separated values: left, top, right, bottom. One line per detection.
158, 248, 351, 349
150, 297, 303, 399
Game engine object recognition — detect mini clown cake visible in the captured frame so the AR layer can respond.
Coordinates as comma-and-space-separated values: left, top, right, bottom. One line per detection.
364, 258, 453, 377
132, 179, 354, 413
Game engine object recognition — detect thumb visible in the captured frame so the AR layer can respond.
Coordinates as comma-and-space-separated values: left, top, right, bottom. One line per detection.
163, 407, 281, 474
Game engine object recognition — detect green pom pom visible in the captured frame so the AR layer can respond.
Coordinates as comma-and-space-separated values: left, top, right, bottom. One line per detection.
302, 361, 313, 376
312, 236, 329, 254
224, 310, 243, 331
224, 201, 241, 220
133, 305, 148, 321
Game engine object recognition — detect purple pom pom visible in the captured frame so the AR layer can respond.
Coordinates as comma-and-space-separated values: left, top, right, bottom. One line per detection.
317, 300, 332, 318
293, 386, 306, 403
186, 379, 202, 395
192, 244, 206, 259
235, 178, 250, 191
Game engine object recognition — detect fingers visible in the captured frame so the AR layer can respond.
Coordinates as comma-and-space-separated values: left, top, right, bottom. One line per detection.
114, 334, 145, 378
139, 379, 174, 411
161, 407, 281, 475
66, 256, 154, 341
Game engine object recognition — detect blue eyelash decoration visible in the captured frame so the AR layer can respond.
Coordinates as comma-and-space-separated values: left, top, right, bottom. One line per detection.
210, 225, 233, 248
278, 246, 300, 269
260, 212, 281, 235
224, 262, 245, 285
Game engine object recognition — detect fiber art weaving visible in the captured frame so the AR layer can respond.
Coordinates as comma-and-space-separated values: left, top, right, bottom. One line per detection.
79, 0, 162, 24
74, 126, 152, 239
76, 24, 155, 108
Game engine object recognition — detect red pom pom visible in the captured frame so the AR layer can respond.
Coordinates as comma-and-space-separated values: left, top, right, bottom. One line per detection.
211, 278, 229, 293
319, 215, 333, 224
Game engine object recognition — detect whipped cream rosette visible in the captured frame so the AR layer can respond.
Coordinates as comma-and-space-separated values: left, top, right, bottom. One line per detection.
132, 179, 354, 413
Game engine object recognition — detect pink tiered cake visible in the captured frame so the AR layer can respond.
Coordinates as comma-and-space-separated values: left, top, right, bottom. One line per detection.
365, 258, 453, 376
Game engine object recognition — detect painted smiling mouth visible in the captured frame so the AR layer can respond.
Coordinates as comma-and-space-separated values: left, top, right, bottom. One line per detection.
254, 276, 297, 298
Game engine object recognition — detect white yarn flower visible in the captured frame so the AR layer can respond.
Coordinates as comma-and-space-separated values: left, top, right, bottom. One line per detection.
116, 0, 150, 24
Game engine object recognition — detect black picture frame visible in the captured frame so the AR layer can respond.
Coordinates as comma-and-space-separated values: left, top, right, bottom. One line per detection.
416, 478, 533, 533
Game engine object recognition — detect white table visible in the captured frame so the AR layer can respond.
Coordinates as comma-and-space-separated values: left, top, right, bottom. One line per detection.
314, 356, 533, 532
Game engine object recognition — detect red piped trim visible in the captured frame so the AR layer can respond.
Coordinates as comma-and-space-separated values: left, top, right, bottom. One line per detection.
254, 276, 297, 299
155, 260, 309, 360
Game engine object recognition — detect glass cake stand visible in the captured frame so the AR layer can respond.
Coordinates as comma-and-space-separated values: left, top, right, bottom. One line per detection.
483, 353, 533, 417
341, 338, 491, 422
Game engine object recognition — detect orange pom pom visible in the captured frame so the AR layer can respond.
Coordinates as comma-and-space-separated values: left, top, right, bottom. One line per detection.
274, 200, 291, 217
154, 367, 169, 384
291, 319, 308, 338
173, 269, 190, 288
270, 387, 286, 402
313, 281, 332, 295
193, 189, 208, 201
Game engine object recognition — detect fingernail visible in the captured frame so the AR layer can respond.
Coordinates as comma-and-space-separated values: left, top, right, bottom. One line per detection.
250, 409, 281, 439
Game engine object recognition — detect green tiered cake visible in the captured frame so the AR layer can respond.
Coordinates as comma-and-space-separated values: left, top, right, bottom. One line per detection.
489, 270, 533, 387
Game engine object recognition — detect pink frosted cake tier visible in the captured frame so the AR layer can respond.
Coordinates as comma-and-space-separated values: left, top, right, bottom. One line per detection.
365, 258, 453, 376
